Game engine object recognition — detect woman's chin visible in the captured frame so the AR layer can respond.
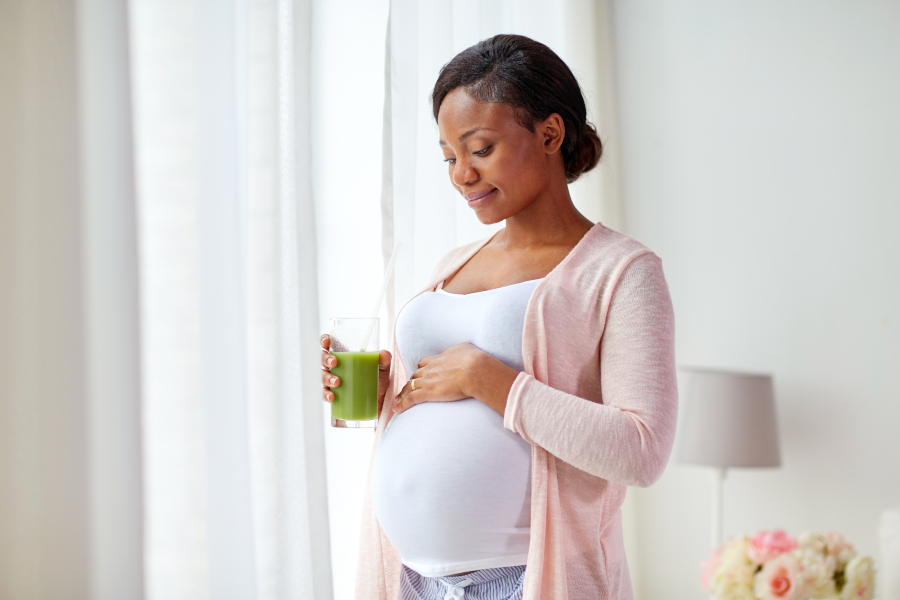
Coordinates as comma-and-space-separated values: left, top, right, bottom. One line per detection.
475, 212, 504, 225
472, 206, 511, 225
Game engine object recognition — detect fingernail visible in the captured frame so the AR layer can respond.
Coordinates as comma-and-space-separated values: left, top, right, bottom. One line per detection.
328, 358, 336, 366
330, 376, 338, 386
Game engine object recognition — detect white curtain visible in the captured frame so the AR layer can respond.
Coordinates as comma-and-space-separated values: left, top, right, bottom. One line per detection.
1, 0, 332, 599
130, 0, 331, 599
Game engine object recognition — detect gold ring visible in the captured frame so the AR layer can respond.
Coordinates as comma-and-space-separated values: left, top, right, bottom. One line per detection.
410, 378, 416, 391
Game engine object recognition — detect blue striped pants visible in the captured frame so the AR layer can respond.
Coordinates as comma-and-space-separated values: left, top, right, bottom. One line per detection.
398, 564, 526, 600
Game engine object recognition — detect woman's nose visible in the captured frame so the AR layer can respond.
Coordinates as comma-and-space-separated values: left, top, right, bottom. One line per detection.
451, 155, 479, 188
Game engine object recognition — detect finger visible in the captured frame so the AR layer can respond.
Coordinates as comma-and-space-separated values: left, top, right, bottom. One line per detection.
322, 386, 334, 402
395, 377, 424, 413
394, 389, 421, 414
322, 370, 339, 388
320, 334, 330, 349
321, 349, 337, 369
379, 349, 392, 369
393, 381, 412, 412
395, 383, 409, 405
417, 351, 442, 368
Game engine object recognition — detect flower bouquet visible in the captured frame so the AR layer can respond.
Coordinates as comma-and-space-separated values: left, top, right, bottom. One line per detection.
701, 530, 875, 600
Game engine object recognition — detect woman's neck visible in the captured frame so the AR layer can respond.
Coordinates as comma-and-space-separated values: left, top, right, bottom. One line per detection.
499, 189, 594, 250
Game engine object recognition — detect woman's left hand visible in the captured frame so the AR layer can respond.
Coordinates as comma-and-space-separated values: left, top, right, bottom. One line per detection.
392, 343, 485, 414
393, 342, 520, 417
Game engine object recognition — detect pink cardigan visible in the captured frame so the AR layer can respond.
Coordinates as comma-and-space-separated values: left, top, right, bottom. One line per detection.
355, 223, 678, 599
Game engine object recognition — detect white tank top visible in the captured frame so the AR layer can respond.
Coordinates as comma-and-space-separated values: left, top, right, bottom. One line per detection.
371, 278, 541, 577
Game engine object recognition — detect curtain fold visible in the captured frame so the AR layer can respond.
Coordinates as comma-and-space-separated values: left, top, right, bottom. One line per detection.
292, 0, 335, 597
1, 0, 337, 597
78, 0, 146, 598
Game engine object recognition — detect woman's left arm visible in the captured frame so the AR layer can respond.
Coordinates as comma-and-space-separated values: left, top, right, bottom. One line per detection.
471, 253, 678, 487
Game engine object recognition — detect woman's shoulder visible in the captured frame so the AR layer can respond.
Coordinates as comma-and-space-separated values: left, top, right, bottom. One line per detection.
570, 223, 661, 273
549, 224, 669, 324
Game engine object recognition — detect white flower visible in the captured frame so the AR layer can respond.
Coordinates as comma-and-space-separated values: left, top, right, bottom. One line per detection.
717, 580, 758, 600
712, 536, 757, 600
840, 555, 875, 600
792, 547, 837, 599
797, 532, 828, 555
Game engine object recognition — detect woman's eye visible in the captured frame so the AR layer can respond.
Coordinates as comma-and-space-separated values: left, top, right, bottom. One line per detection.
443, 157, 456, 165
474, 146, 492, 156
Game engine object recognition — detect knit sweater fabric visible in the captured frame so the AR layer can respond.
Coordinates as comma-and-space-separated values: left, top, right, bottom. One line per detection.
354, 223, 678, 600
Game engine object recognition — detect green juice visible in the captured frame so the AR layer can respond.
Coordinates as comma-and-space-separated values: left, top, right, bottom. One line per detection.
330, 351, 380, 421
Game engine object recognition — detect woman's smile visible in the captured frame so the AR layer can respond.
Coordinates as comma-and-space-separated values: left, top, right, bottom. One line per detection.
466, 188, 497, 208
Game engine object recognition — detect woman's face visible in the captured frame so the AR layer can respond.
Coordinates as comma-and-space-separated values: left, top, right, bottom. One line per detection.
437, 87, 564, 224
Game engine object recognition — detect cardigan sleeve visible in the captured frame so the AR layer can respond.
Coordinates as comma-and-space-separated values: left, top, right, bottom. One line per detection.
503, 252, 678, 487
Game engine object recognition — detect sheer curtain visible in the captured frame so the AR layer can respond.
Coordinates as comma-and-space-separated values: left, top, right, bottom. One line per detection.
1, 0, 331, 599
130, 0, 331, 599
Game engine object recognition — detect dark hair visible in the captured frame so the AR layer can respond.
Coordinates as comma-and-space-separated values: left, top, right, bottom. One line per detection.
431, 34, 602, 183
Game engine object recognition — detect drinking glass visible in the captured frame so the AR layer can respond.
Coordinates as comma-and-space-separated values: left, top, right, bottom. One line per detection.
328, 317, 379, 428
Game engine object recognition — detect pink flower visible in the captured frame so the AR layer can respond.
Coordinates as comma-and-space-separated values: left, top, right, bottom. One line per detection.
754, 554, 807, 600
748, 529, 798, 564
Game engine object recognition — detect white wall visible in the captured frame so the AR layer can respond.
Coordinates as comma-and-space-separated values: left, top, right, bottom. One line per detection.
611, 1, 900, 597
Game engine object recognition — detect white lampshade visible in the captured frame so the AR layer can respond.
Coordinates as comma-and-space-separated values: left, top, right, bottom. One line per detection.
676, 368, 781, 468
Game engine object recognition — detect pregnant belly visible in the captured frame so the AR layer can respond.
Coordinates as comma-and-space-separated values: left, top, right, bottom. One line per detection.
371, 399, 532, 576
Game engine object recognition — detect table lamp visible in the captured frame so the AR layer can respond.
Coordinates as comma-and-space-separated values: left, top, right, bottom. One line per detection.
676, 368, 781, 550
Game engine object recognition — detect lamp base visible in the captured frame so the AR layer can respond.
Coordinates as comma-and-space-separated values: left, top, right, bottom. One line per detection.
711, 467, 727, 551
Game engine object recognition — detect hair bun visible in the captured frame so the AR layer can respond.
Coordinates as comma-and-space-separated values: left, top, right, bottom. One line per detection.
565, 123, 603, 183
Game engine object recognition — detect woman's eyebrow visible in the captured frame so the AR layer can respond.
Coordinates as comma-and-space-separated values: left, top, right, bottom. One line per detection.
439, 127, 497, 146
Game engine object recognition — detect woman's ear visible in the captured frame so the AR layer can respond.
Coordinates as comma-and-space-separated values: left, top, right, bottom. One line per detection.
539, 113, 565, 155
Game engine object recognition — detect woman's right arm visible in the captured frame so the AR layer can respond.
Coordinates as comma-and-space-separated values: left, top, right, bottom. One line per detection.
502, 253, 678, 487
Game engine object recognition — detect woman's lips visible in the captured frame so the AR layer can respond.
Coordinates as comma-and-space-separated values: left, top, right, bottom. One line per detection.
466, 188, 496, 208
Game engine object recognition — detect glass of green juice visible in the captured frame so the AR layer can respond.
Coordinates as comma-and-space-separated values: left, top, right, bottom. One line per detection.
328, 317, 380, 428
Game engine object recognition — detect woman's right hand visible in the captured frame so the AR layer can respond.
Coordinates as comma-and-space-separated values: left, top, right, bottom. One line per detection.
320, 334, 393, 413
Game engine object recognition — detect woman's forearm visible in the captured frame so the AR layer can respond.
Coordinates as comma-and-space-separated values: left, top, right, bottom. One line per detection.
465, 352, 520, 418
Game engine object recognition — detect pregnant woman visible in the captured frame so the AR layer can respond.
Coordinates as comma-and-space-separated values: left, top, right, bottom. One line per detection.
321, 34, 678, 600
